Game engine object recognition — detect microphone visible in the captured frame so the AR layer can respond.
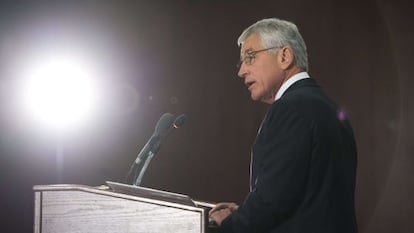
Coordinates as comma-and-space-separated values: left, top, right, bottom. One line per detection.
127, 113, 187, 186
134, 113, 175, 165
173, 114, 187, 129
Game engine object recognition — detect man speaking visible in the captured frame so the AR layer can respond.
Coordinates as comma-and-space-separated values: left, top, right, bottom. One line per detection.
209, 18, 358, 233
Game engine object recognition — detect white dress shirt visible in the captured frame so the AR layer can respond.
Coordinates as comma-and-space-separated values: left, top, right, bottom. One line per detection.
275, 72, 310, 101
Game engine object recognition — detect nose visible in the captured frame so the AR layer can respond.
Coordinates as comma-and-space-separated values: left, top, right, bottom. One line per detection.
237, 62, 248, 79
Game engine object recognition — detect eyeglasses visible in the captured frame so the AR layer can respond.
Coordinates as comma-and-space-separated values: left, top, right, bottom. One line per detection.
237, 47, 279, 69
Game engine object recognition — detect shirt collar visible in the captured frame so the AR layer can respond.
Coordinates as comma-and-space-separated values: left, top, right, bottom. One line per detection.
275, 72, 310, 101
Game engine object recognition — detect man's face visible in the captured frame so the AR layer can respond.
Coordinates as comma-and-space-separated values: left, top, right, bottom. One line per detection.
238, 33, 286, 104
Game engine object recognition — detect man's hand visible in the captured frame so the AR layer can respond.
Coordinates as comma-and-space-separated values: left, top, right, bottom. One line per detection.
208, 202, 239, 225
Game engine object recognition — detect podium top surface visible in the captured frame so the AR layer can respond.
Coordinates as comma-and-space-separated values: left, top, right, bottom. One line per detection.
34, 182, 215, 211
105, 181, 196, 206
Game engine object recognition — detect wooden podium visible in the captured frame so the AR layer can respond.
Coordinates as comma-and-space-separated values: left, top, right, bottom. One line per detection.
34, 183, 216, 233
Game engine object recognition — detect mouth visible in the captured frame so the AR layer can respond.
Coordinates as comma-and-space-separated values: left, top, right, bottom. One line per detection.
245, 80, 254, 90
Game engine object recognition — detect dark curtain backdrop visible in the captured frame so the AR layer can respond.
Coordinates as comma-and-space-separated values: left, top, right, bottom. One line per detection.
0, 0, 412, 232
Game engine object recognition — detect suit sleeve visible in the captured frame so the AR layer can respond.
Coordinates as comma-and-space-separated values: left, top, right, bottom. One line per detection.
219, 102, 314, 233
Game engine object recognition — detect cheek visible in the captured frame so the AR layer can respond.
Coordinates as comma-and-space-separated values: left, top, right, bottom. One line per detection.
253, 63, 280, 89
260, 68, 276, 85
262, 68, 282, 91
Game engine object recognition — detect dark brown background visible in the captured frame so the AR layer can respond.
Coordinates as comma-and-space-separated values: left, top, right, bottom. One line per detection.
0, 0, 412, 232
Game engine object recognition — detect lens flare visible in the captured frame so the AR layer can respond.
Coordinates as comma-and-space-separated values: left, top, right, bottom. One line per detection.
21, 54, 98, 130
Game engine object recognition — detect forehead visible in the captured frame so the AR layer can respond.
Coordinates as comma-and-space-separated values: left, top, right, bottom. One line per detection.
240, 33, 263, 54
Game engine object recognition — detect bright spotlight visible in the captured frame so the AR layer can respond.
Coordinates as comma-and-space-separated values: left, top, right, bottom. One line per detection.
21, 54, 98, 130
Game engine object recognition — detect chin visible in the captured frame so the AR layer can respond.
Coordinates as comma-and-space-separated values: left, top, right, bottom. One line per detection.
250, 91, 264, 101
252, 93, 273, 104
250, 93, 260, 101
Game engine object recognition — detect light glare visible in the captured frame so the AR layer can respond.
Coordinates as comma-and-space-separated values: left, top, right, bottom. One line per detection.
22, 55, 98, 130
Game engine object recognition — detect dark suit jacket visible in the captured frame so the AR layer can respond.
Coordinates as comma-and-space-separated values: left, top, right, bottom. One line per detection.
219, 78, 358, 233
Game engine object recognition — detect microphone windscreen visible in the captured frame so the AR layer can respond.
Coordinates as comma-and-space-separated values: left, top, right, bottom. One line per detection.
173, 114, 187, 128
155, 113, 175, 135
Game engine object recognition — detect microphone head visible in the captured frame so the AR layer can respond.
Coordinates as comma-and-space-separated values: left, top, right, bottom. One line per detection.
173, 114, 187, 128
155, 113, 175, 135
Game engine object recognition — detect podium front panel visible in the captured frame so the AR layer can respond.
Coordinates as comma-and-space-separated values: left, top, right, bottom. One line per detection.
34, 185, 206, 233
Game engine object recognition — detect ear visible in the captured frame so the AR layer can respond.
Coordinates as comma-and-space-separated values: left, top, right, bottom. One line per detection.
279, 47, 294, 70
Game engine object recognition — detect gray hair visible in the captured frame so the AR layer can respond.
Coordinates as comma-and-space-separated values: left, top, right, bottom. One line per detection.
238, 18, 309, 72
